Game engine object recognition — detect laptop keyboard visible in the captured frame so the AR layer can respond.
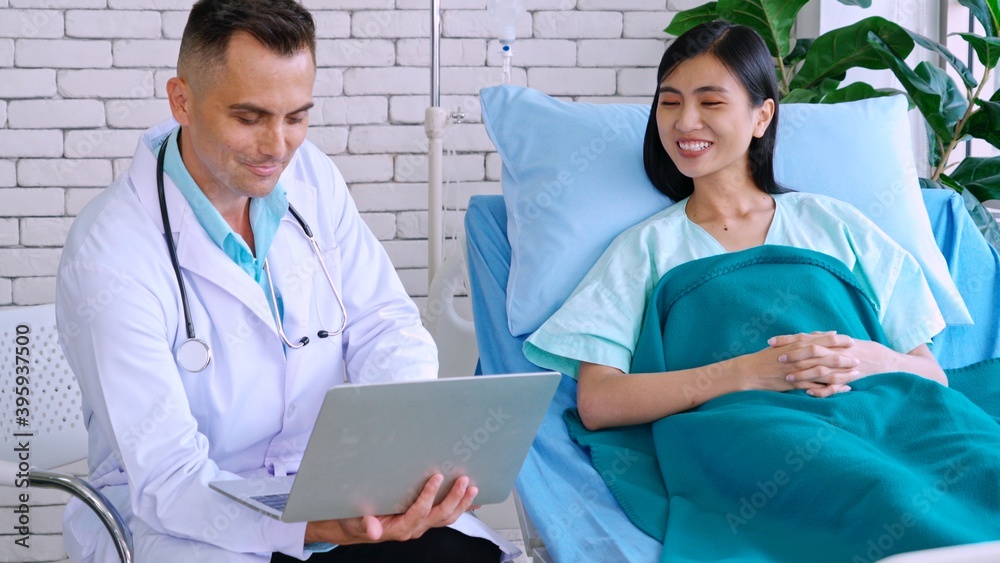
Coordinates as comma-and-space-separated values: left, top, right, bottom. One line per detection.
251, 493, 289, 512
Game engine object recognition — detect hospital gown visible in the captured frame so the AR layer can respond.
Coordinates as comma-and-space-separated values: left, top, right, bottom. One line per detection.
524, 191, 946, 378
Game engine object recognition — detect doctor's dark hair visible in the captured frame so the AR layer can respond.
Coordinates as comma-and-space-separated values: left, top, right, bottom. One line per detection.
643, 21, 783, 201
178, 0, 316, 86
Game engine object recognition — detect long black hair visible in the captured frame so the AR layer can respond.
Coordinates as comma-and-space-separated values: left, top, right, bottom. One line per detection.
643, 21, 783, 200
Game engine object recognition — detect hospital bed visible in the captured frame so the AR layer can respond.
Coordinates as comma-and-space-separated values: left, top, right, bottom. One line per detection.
449, 85, 1000, 562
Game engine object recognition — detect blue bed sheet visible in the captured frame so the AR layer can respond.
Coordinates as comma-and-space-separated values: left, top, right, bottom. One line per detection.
922, 189, 1000, 367
465, 189, 1000, 562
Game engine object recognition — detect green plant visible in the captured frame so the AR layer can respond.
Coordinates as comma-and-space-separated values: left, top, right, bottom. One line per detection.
665, 0, 1000, 249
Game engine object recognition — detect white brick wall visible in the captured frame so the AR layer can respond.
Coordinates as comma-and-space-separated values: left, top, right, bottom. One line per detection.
534, 11, 624, 38
319, 95, 388, 125
0, 69, 58, 98
0, 10, 65, 39
112, 39, 181, 67
0, 3, 670, 318
0, 25, 665, 554
0, 218, 17, 245
317, 39, 395, 67
66, 10, 162, 38
578, 38, 666, 67
1, 160, 18, 186
0, 39, 13, 66
58, 68, 156, 98
8, 99, 105, 128
105, 98, 172, 127
305, 125, 349, 154
398, 37, 486, 66
16, 39, 113, 68
624, 9, 676, 38
0, 130, 63, 157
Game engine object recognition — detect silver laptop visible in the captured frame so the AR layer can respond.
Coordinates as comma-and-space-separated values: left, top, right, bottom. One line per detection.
210, 372, 560, 522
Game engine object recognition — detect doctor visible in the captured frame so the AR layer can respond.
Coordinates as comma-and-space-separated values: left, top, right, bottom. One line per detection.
55, 0, 507, 561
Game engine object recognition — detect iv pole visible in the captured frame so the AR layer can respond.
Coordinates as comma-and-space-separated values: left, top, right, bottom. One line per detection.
425, 0, 521, 286
426, 0, 446, 286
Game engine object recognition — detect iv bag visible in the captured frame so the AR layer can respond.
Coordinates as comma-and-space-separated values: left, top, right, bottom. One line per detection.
487, 0, 526, 44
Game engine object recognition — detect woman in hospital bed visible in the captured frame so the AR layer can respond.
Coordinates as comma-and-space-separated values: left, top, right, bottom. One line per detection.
522, 21, 1000, 563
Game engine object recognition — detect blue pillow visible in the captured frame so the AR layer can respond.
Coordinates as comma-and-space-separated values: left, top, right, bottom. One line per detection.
480, 85, 971, 337
772, 95, 970, 328
481, 86, 673, 336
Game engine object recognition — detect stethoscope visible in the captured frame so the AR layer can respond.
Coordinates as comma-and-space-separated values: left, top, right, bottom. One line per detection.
156, 134, 348, 373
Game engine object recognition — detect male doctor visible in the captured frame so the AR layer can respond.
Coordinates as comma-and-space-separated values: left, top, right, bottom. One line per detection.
55, 1, 508, 561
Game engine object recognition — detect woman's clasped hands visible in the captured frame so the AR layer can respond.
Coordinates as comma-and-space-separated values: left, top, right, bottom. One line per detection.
737, 331, 897, 398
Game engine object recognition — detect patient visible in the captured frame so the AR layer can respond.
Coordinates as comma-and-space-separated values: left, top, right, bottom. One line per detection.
526, 20, 946, 427
523, 21, 1000, 562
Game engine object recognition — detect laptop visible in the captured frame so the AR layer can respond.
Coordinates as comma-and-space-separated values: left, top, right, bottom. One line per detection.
209, 372, 561, 522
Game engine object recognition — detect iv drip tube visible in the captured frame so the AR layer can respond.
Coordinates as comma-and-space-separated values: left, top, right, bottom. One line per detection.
501, 44, 512, 84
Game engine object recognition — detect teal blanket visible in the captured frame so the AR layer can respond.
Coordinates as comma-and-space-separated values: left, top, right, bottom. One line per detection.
566, 246, 1000, 562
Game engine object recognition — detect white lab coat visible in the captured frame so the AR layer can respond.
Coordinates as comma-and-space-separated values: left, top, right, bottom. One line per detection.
55, 120, 510, 562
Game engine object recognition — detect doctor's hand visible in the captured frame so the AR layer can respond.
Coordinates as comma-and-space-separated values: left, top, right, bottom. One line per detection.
303, 473, 478, 546
736, 332, 859, 396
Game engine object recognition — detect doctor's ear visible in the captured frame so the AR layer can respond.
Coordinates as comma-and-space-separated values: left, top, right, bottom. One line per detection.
166, 77, 194, 126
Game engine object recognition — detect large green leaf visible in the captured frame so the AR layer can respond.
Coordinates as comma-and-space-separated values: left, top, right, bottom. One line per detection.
967, 182, 1000, 208
951, 157, 1000, 202
906, 31, 977, 89
780, 78, 841, 102
926, 120, 944, 170
957, 33, 1000, 69
868, 33, 968, 144
915, 62, 969, 138
791, 17, 915, 91
820, 83, 907, 104
964, 99, 1000, 150
783, 38, 814, 68
717, 0, 810, 58
815, 78, 842, 97
664, 2, 719, 37
782, 88, 820, 103
958, 0, 999, 38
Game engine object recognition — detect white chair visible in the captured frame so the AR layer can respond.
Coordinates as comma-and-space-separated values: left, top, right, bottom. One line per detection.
0, 304, 133, 563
